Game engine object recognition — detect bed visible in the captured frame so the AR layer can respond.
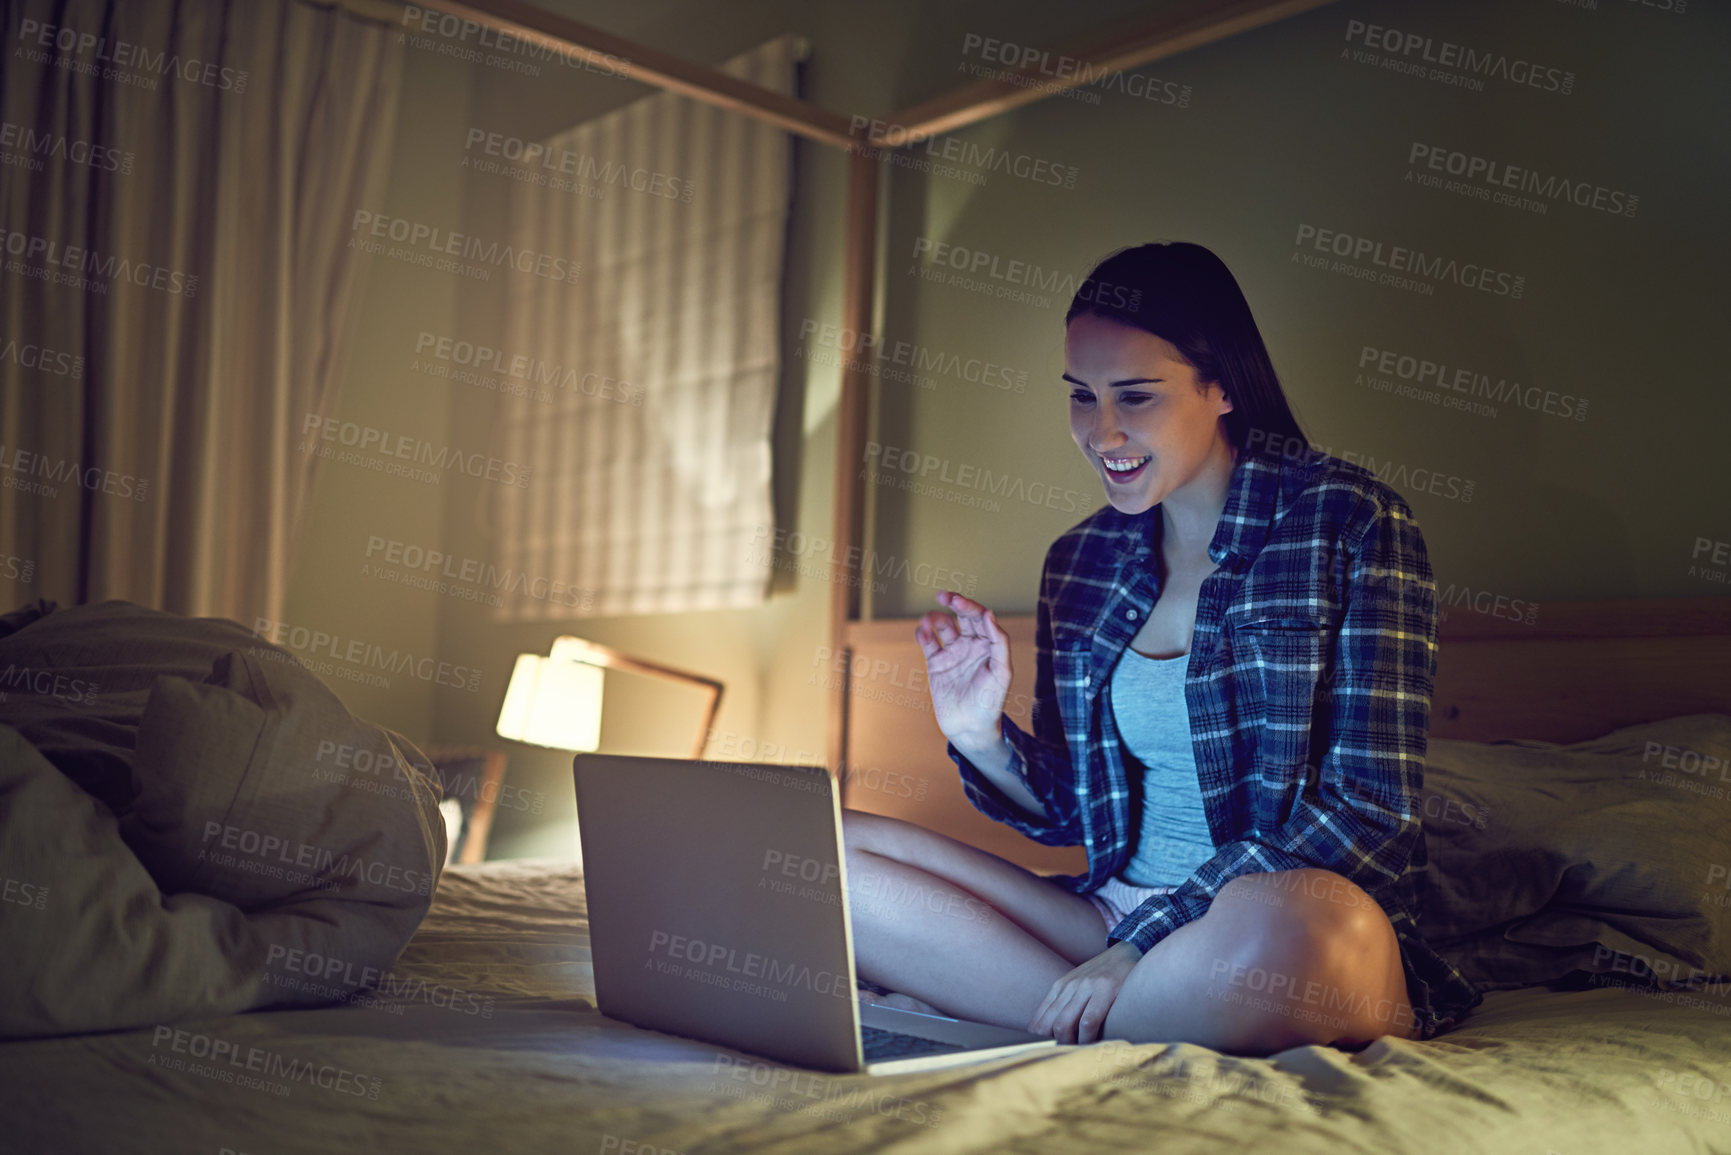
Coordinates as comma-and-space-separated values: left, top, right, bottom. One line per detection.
2, 856, 1727, 1155
2, 596, 1729, 1154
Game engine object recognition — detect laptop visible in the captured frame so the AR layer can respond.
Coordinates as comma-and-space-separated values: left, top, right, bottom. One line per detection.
572, 752, 1058, 1074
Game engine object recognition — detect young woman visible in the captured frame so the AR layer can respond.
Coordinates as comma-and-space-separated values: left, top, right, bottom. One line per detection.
842, 242, 1480, 1056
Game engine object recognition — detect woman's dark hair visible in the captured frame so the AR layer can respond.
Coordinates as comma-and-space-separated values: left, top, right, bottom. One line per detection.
1065, 242, 1306, 455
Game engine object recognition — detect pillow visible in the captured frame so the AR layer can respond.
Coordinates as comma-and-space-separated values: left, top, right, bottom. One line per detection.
1415, 713, 1731, 992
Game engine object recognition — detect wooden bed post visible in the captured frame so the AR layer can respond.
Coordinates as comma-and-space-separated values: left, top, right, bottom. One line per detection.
826, 145, 879, 776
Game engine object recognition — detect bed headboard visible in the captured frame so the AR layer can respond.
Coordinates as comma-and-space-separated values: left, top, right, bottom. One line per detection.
839, 597, 1731, 875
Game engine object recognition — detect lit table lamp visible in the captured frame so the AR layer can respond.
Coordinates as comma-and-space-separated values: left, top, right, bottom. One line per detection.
495, 636, 724, 758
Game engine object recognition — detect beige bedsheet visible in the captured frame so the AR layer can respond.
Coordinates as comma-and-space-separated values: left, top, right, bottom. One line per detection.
3, 860, 1727, 1155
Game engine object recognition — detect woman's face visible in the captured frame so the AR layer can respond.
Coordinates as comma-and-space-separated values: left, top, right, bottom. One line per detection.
1063, 312, 1235, 517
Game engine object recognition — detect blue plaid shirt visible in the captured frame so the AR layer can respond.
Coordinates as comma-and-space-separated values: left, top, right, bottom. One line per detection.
951, 441, 1481, 1039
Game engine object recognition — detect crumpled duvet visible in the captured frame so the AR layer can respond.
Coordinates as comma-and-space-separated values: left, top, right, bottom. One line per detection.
0, 599, 445, 1038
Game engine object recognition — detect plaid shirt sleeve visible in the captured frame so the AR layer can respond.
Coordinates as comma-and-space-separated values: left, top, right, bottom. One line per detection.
947, 557, 1085, 847
1108, 490, 1438, 955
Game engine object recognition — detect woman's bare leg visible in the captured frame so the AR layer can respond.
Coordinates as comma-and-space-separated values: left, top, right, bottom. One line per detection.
1102, 868, 1421, 1052
844, 811, 1421, 1053
842, 809, 1107, 1029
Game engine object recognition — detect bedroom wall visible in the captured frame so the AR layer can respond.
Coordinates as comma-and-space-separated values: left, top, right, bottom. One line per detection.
862, 0, 1731, 619
282, 0, 1728, 860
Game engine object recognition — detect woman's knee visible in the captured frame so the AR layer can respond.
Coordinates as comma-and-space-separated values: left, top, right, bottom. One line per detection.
841, 807, 917, 859
1211, 869, 1412, 1044
1218, 869, 1391, 954
841, 807, 963, 868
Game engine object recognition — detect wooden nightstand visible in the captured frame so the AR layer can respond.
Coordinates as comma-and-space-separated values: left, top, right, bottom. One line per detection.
420, 746, 509, 865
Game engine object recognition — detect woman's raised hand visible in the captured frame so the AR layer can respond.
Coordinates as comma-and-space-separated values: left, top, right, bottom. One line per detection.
914, 591, 1012, 748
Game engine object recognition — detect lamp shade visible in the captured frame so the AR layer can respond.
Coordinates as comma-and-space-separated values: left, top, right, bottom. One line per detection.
495, 652, 604, 751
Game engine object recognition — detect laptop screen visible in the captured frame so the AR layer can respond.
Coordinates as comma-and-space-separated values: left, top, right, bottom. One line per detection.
574, 753, 863, 1071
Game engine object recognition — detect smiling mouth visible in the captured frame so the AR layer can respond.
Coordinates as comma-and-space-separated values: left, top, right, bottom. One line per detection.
1101, 455, 1150, 483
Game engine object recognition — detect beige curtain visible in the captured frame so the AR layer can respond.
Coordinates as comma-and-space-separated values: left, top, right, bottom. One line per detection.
487, 35, 803, 620
0, 0, 402, 622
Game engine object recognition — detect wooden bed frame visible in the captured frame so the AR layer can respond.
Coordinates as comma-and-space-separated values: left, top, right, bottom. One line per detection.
838, 596, 1731, 875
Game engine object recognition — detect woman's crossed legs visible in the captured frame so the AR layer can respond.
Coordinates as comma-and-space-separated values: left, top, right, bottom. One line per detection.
842, 808, 1420, 1055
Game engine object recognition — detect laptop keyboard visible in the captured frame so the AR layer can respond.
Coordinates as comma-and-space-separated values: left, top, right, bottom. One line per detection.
860, 1024, 966, 1062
